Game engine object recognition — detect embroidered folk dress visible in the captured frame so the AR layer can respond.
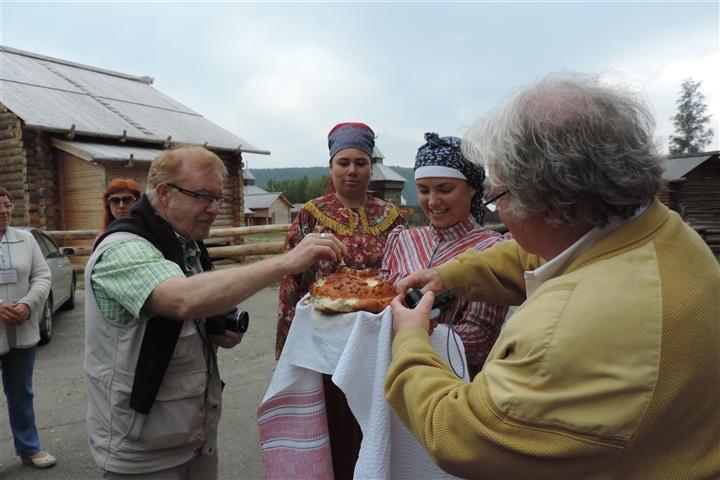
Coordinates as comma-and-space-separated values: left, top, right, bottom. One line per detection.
276, 193, 404, 357
276, 192, 404, 478
380, 215, 508, 377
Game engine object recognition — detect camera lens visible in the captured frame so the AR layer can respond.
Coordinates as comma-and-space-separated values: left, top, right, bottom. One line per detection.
226, 311, 249, 333
238, 311, 249, 332
226, 317, 238, 332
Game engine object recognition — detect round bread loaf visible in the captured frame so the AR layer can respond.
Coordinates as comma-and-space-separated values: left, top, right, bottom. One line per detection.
309, 266, 396, 313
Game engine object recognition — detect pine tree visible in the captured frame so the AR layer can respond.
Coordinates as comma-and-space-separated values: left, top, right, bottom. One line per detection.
669, 78, 714, 155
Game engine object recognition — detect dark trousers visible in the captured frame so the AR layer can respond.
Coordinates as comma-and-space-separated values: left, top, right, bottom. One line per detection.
322, 374, 362, 480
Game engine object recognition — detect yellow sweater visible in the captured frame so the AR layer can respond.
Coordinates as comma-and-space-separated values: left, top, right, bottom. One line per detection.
385, 200, 720, 479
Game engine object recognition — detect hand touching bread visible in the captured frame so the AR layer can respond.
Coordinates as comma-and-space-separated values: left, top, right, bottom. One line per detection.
283, 232, 347, 274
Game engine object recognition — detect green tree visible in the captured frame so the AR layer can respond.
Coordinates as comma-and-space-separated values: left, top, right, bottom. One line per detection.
307, 175, 328, 199
266, 175, 328, 203
669, 78, 714, 155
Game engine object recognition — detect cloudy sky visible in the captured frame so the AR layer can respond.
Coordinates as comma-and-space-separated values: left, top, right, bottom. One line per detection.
1, 1, 718, 168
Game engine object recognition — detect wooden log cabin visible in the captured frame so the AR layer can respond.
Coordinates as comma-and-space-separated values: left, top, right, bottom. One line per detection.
662, 151, 720, 253
0, 45, 269, 246
242, 169, 293, 226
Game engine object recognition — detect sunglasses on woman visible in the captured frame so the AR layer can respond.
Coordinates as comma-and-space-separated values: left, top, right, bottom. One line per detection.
107, 196, 137, 206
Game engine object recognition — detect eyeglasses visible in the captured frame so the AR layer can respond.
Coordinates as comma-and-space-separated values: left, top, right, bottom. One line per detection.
167, 183, 228, 207
107, 195, 137, 206
481, 189, 509, 213
0, 202, 12, 211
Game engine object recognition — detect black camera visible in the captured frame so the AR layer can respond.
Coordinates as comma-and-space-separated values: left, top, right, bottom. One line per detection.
205, 308, 249, 335
404, 289, 456, 319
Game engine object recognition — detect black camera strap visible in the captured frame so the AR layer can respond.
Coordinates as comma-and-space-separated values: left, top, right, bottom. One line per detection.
427, 237, 466, 379
97, 196, 215, 415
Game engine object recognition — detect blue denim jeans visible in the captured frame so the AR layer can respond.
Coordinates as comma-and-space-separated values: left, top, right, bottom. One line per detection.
1, 346, 41, 457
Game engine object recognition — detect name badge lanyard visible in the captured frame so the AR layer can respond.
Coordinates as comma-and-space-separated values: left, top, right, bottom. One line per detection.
0, 237, 19, 286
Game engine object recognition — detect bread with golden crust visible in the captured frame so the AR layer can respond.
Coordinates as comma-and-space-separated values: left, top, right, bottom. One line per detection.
309, 266, 396, 313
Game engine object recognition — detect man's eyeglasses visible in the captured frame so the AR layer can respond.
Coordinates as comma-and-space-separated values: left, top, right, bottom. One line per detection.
167, 183, 228, 207
107, 196, 137, 206
482, 189, 509, 213
0, 202, 13, 211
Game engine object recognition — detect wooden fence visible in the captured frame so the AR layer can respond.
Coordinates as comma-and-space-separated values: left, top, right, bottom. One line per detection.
46, 223, 290, 274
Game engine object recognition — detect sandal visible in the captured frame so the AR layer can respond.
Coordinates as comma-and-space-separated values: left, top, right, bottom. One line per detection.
22, 450, 57, 468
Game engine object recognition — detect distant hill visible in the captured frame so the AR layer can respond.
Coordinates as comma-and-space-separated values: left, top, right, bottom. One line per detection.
250, 166, 418, 205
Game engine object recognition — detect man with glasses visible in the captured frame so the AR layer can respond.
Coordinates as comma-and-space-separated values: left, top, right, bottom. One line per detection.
387, 73, 719, 479
85, 145, 345, 479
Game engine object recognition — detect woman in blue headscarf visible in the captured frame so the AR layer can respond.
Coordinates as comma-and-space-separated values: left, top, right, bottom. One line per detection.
380, 132, 508, 377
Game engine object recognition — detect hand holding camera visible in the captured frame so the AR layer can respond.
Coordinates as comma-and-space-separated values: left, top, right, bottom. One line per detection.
206, 308, 248, 349
390, 288, 456, 335
404, 289, 456, 319
206, 308, 249, 335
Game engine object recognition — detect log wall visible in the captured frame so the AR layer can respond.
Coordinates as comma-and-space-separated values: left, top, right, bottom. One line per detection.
216, 151, 244, 229
25, 130, 60, 229
676, 158, 720, 228
0, 106, 28, 224
671, 157, 720, 253
1, 104, 247, 237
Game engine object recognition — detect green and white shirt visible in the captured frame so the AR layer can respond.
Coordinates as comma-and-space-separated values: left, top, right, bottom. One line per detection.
91, 234, 202, 326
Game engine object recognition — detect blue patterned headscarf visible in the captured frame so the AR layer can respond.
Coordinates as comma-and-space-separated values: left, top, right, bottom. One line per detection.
414, 132, 486, 224
325, 122, 375, 194
328, 122, 375, 160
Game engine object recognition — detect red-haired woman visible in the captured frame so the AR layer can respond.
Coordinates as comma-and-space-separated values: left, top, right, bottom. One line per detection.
94, 179, 141, 244
101, 179, 141, 230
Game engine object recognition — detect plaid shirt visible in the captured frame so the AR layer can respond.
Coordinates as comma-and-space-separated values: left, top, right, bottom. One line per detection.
380, 216, 509, 377
91, 234, 201, 326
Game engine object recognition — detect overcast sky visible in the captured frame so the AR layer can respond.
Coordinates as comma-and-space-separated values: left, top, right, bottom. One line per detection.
1, 1, 718, 168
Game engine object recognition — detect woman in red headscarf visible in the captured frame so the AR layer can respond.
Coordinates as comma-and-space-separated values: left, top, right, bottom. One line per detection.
276, 123, 405, 478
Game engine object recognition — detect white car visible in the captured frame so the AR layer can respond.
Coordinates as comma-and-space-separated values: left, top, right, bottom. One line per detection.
17, 227, 77, 345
